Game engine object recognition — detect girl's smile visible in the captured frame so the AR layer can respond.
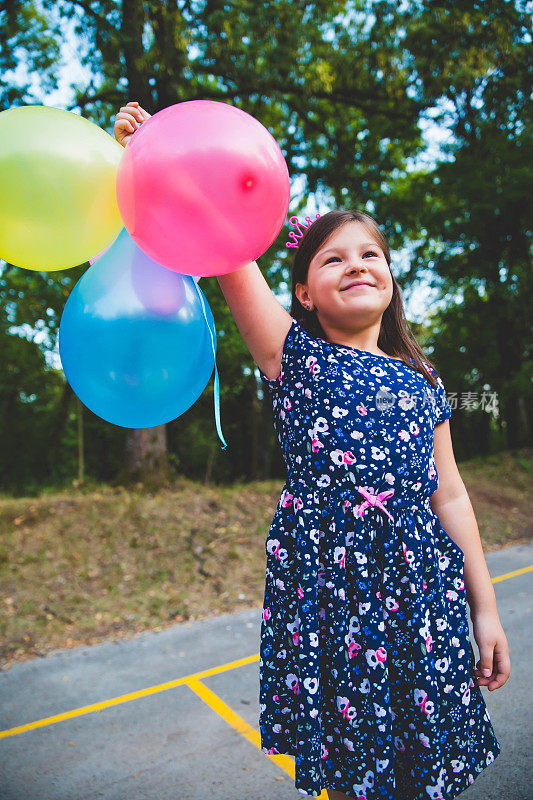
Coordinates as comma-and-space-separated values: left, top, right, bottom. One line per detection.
340, 281, 376, 291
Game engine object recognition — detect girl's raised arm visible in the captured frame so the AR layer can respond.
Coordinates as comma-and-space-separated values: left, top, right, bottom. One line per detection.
216, 263, 292, 381
113, 101, 293, 378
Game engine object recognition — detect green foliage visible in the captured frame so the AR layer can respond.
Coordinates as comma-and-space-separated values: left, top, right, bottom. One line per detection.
0, 324, 61, 491
0, 0, 530, 492
0, 0, 61, 109
380, 1, 532, 453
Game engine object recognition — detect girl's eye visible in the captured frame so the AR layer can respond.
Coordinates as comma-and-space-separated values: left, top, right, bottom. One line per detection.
324, 251, 378, 264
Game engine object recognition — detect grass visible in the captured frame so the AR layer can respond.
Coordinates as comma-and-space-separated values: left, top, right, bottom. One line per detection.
1, 448, 531, 670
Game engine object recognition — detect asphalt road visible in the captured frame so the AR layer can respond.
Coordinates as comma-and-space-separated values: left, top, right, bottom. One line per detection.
0, 542, 531, 800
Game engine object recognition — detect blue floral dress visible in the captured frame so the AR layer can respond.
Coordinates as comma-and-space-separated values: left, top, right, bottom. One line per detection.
258, 318, 500, 800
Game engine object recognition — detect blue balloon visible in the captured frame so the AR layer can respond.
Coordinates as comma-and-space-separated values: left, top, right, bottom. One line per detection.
59, 228, 216, 428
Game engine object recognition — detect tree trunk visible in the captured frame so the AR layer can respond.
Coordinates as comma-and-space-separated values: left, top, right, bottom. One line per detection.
123, 425, 168, 485
119, 0, 169, 484
77, 397, 84, 486
517, 395, 531, 446
121, 0, 152, 110
204, 442, 216, 486
505, 393, 532, 448
47, 382, 74, 475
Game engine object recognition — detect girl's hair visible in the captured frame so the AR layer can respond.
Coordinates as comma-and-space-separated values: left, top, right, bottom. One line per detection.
289, 208, 439, 388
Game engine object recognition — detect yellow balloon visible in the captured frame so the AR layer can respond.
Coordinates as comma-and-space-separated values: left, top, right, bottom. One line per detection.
0, 105, 124, 270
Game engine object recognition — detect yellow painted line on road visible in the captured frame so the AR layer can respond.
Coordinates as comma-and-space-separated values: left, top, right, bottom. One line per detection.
1, 564, 530, 742
186, 677, 329, 799
186, 677, 263, 750
0, 653, 258, 740
491, 564, 533, 584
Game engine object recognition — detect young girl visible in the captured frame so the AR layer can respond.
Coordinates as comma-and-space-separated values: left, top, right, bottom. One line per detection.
115, 102, 510, 800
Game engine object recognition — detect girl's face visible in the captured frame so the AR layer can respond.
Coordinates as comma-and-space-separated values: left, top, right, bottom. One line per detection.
295, 221, 393, 337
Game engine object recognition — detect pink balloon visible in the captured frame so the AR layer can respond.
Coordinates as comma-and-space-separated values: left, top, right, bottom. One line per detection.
116, 101, 290, 277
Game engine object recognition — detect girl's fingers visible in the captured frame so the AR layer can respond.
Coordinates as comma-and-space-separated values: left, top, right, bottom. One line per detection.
118, 106, 142, 122
488, 669, 508, 690
475, 638, 511, 691
488, 646, 511, 691
118, 109, 143, 124
117, 113, 137, 125
115, 114, 135, 129
116, 112, 140, 130
119, 103, 150, 123
117, 120, 135, 133
114, 101, 150, 147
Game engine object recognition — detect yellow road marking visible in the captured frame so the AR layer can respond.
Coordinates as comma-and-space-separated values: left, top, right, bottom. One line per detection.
186, 677, 263, 750
186, 678, 329, 798
1, 564, 530, 742
491, 564, 533, 584
0, 653, 258, 740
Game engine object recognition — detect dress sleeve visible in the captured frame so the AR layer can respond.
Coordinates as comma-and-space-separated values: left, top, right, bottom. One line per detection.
258, 317, 324, 404
423, 361, 453, 426
433, 373, 453, 425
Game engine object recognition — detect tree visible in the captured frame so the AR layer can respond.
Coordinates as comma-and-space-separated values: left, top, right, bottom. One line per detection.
380, 0, 533, 452
0, 0, 530, 491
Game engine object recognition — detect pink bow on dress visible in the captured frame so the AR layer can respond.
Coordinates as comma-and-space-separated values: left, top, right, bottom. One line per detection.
355, 486, 395, 522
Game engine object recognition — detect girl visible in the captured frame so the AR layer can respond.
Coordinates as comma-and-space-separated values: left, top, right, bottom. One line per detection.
115, 102, 510, 800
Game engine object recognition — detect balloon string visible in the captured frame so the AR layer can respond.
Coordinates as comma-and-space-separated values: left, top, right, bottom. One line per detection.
191, 278, 227, 451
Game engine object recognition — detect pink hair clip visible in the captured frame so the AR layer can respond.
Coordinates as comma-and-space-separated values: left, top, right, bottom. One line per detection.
285, 214, 321, 249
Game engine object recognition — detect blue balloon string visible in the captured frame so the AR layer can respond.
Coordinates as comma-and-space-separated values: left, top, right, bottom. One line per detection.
191, 278, 227, 451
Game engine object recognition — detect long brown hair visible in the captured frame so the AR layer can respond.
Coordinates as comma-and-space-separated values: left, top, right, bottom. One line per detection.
289, 209, 439, 388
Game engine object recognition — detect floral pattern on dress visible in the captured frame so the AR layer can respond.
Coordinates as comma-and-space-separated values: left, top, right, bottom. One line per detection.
258, 318, 499, 800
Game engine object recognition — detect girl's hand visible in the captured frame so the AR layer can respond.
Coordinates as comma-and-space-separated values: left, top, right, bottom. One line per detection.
114, 101, 151, 147
472, 610, 511, 691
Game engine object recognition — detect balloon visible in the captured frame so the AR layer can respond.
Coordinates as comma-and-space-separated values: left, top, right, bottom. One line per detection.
0, 105, 123, 270
89, 234, 119, 265
59, 228, 216, 428
116, 100, 290, 277
129, 243, 186, 315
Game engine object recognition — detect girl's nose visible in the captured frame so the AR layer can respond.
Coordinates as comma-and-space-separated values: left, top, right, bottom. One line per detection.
346, 263, 369, 275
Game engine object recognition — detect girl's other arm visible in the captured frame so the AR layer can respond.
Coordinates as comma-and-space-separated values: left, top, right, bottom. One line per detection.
217, 263, 292, 380
429, 423, 495, 612
430, 421, 511, 691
